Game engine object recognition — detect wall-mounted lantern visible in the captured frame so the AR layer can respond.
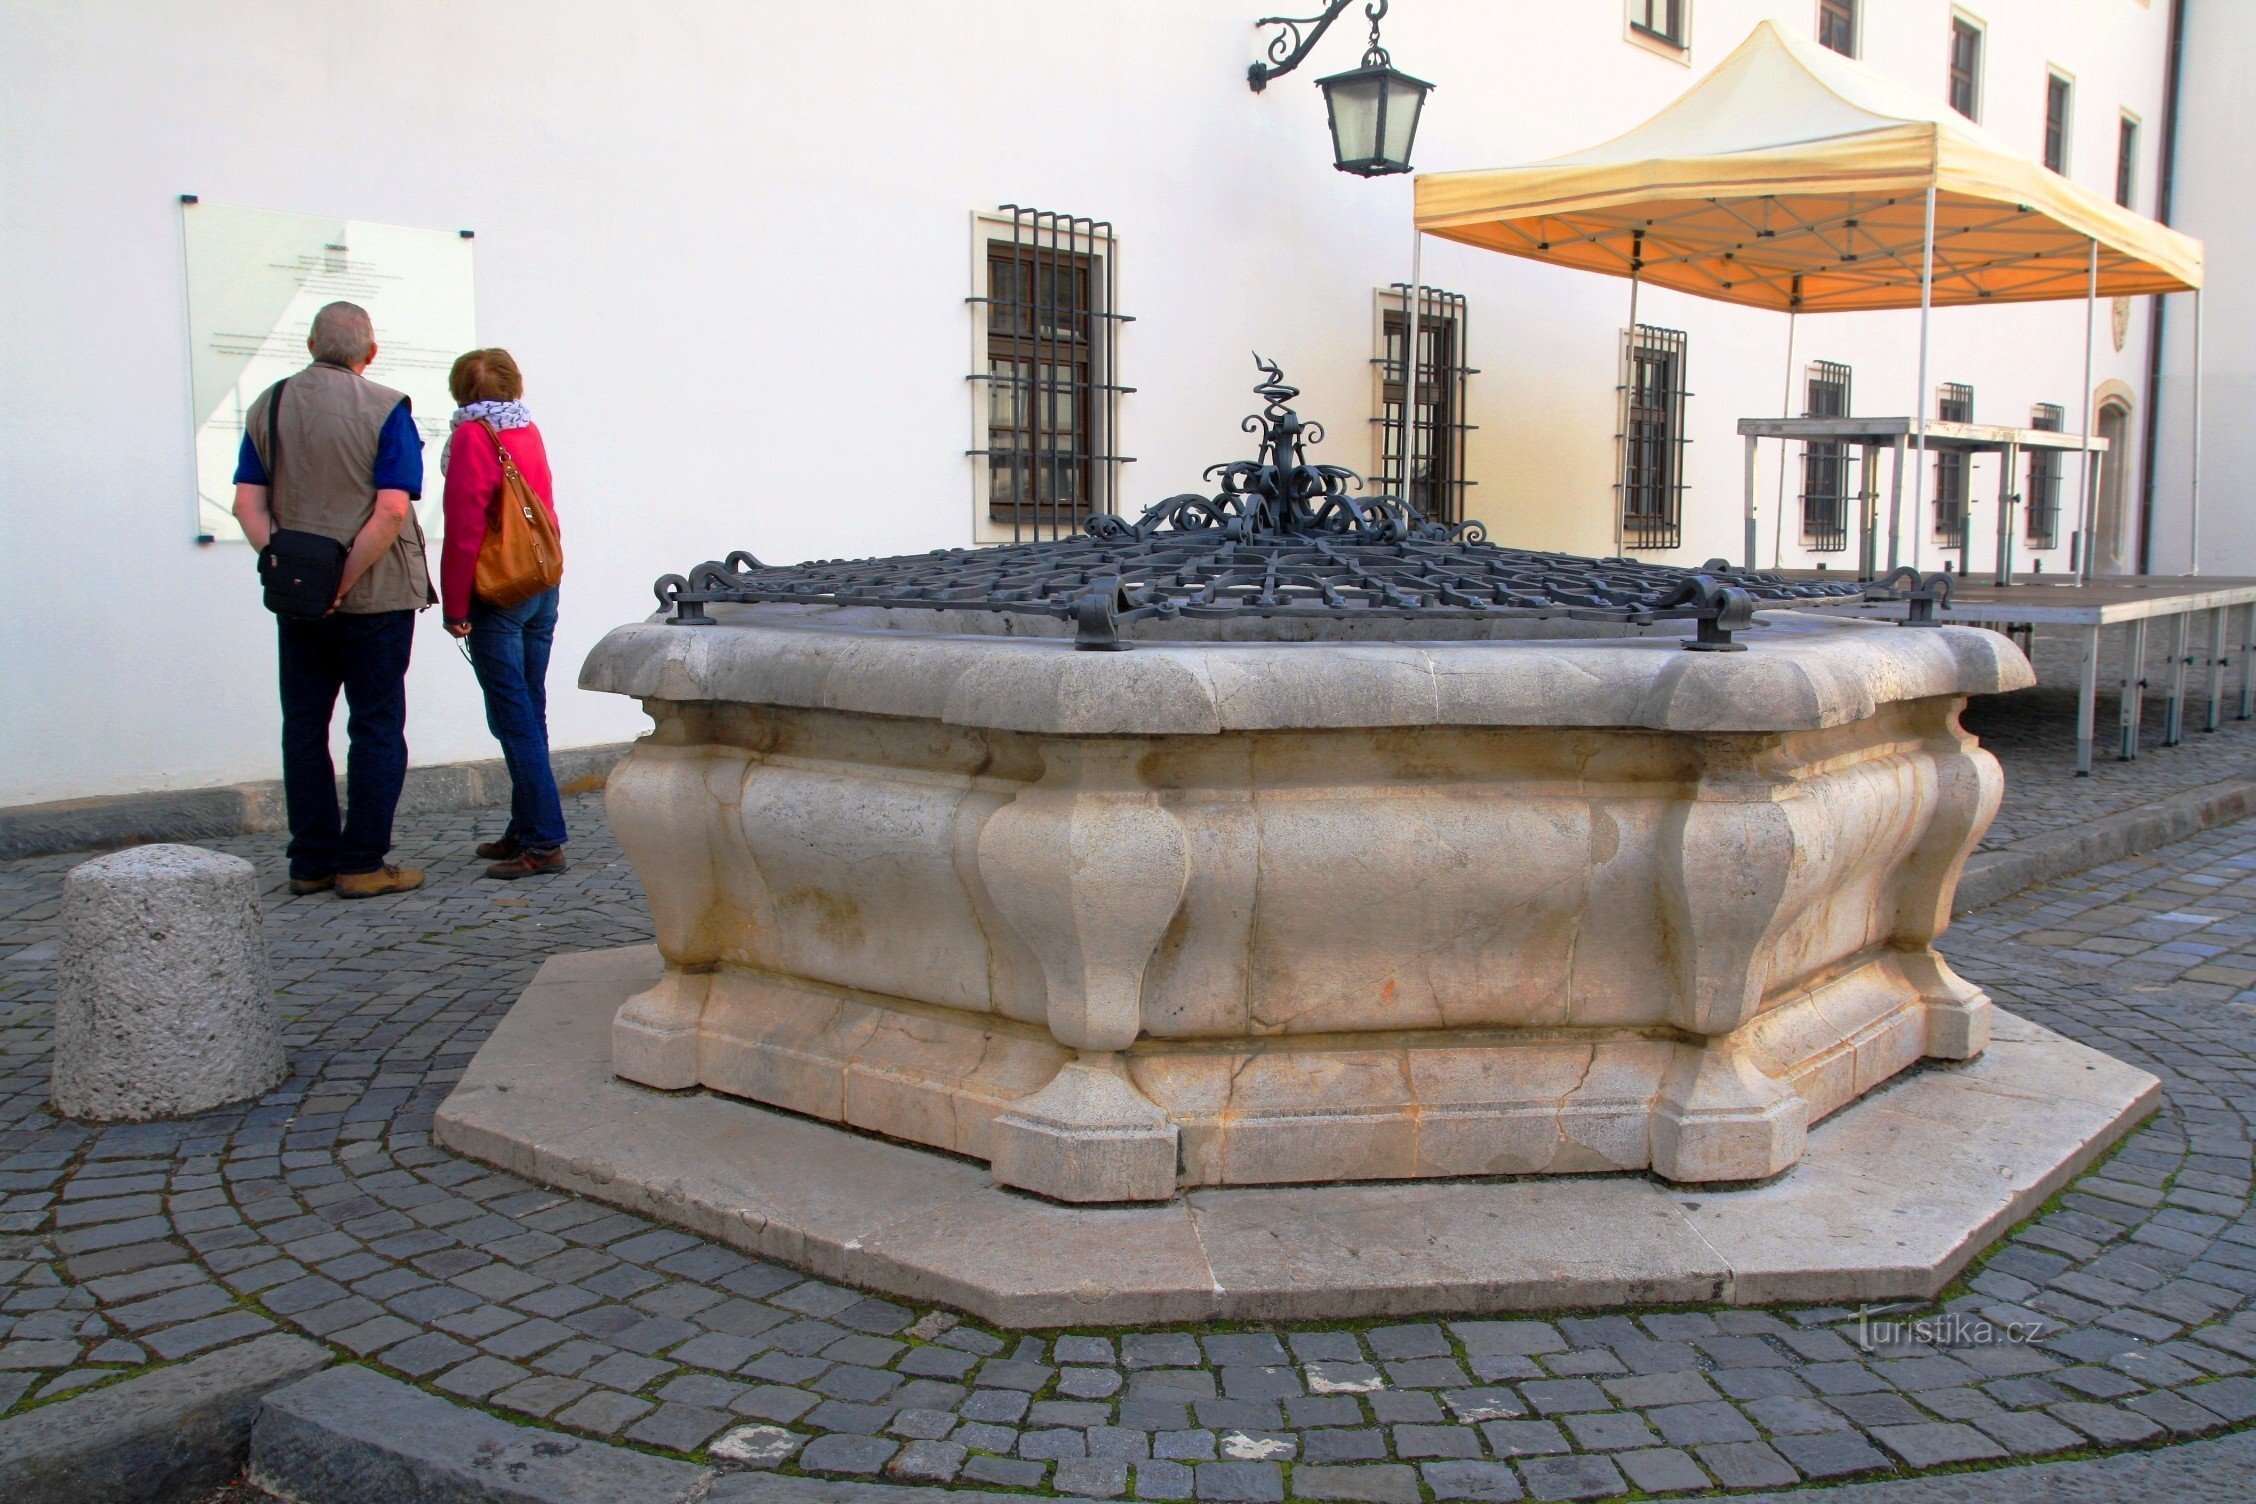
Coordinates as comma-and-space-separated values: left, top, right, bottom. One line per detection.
1248, 0, 1433, 177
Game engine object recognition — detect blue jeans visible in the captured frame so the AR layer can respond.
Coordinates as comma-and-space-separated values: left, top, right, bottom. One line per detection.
468, 588, 568, 851
278, 609, 415, 879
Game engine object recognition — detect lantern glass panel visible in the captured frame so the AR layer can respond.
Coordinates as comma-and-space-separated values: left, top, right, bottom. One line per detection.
1322, 70, 1386, 170
1379, 74, 1426, 166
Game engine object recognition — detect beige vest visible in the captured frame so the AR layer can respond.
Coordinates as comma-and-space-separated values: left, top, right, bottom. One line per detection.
246, 362, 434, 614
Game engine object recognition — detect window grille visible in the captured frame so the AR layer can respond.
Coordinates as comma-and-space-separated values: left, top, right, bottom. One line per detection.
2026, 402, 2064, 548
1619, 324, 1690, 552
2043, 73, 2071, 174
1800, 361, 1853, 553
1375, 285, 1477, 525
1629, 0, 1685, 47
2116, 115, 2139, 208
1948, 17, 1982, 120
1932, 382, 1974, 547
969, 205, 1133, 541
1817, 0, 1857, 56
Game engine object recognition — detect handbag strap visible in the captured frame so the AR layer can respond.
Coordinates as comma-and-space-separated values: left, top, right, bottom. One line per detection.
480, 418, 530, 486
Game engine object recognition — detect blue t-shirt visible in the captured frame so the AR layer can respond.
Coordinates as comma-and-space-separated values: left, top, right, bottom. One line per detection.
233, 398, 424, 499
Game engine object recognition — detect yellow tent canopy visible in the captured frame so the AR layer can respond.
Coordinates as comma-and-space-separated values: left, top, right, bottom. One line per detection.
1413, 20, 2202, 311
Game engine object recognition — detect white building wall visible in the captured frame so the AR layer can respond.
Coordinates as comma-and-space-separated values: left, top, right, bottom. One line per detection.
2153, 0, 2248, 575
0, 0, 2176, 806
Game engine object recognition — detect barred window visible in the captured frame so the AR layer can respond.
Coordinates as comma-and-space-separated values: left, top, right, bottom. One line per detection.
972, 206, 1132, 542
1800, 361, 1853, 553
2043, 72, 2072, 174
1630, 0, 1686, 47
1948, 15, 1982, 121
1621, 325, 1689, 552
2026, 402, 2064, 548
1376, 286, 1476, 525
1932, 382, 1974, 547
1818, 0, 1857, 57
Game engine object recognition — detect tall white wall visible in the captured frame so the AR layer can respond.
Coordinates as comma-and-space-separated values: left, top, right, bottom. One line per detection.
2152, 0, 2250, 575
0, 0, 2174, 806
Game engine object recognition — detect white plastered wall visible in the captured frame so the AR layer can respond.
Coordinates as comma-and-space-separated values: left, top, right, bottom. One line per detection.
0, 0, 2172, 804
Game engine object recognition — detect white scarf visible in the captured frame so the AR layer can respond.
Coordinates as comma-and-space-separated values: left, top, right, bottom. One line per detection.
441, 400, 533, 474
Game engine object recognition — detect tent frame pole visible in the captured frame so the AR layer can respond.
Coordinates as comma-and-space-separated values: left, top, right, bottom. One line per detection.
1404, 226, 1422, 519
1618, 233, 1642, 560
1912, 184, 1936, 575
1772, 305, 1798, 568
2191, 285, 2205, 574
2078, 237, 2099, 581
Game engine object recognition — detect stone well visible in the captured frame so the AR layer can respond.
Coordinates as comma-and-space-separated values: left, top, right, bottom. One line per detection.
585, 600, 2026, 1205
571, 367, 2028, 1205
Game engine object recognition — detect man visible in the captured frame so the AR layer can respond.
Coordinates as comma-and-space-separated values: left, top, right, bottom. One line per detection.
233, 301, 435, 898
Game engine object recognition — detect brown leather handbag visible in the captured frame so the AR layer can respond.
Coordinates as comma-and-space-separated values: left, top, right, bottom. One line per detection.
471, 421, 564, 608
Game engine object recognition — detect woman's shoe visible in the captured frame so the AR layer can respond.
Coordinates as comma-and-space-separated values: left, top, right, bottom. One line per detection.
485, 847, 568, 880
476, 835, 522, 860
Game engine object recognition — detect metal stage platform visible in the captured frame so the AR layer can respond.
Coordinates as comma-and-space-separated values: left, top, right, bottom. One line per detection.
1737, 416, 2107, 585
1790, 576, 2256, 775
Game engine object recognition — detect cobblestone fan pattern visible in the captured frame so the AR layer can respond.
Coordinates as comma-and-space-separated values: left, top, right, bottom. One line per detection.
1964, 621, 2256, 849
9, 793, 2256, 1502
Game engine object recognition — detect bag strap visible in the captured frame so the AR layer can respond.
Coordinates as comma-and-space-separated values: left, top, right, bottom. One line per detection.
264, 377, 286, 513
479, 418, 526, 483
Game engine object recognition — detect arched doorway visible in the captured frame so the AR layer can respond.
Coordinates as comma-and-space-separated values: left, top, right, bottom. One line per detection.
2094, 398, 2134, 575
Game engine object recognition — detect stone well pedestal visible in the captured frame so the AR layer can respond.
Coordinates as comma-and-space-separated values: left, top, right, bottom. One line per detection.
580, 606, 2030, 1203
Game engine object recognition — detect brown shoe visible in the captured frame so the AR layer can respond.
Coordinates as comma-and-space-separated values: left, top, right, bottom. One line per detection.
485, 847, 567, 881
336, 864, 427, 899
475, 835, 522, 860
287, 874, 334, 896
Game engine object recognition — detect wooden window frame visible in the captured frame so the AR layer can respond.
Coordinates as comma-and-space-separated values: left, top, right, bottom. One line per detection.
1817, 0, 1858, 58
2044, 70, 2073, 175
1948, 14, 1984, 121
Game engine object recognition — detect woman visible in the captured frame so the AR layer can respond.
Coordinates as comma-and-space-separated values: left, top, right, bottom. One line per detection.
441, 347, 568, 878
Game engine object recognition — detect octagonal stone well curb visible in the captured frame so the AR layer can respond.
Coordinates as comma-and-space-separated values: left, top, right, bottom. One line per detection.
433, 947, 2160, 1330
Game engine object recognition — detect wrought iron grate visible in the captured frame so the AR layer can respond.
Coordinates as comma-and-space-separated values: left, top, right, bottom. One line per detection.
1374, 284, 1477, 525
1620, 324, 1690, 552
1932, 382, 1974, 547
1800, 360, 1854, 553
2026, 402, 2064, 548
659, 360, 1861, 652
966, 205, 1134, 542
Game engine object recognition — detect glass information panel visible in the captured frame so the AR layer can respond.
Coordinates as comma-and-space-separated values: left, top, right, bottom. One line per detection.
183, 200, 476, 541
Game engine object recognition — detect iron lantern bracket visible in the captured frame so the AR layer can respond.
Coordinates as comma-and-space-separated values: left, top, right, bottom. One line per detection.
1248, 0, 1391, 90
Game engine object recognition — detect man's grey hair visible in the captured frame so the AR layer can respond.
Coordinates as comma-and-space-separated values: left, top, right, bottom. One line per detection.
308, 301, 376, 366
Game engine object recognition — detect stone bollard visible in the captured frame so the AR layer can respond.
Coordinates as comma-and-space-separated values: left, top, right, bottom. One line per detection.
54, 844, 285, 1120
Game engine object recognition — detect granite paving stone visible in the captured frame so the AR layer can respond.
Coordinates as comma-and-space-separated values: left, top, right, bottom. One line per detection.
7, 785, 2256, 1497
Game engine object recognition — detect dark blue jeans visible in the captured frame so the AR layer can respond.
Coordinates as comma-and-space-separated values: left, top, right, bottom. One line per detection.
278, 609, 415, 879
468, 588, 568, 851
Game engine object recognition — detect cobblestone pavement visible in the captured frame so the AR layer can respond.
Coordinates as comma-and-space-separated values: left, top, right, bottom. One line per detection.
1963, 621, 2256, 849
10, 784, 2256, 1503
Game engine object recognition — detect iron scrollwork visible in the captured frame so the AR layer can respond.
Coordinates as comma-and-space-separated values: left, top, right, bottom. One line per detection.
654, 358, 1863, 651
1248, 0, 1392, 91
1865, 566, 1955, 626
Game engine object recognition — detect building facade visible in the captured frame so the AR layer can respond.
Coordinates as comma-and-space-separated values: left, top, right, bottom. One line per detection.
0, 0, 2192, 807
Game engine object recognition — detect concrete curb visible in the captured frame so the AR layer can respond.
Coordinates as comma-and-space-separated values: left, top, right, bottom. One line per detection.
1955, 768, 2256, 914
0, 1331, 330, 1504
250, 1363, 710, 1504
0, 743, 630, 863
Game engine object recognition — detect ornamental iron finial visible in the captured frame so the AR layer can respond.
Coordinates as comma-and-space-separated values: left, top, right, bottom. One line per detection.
1087, 355, 1472, 547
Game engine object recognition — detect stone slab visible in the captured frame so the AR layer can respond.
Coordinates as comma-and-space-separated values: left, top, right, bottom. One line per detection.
434, 947, 2159, 1329
250, 1362, 712, 1504
0, 1331, 331, 1504
582, 610, 2029, 737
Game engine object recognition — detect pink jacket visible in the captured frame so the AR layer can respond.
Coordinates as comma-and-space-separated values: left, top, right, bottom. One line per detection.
440, 423, 558, 621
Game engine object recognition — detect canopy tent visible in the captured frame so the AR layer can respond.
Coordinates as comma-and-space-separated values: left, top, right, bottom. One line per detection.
1402, 20, 2204, 575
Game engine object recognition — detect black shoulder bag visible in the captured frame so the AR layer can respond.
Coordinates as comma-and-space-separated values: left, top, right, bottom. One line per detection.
255, 378, 349, 618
